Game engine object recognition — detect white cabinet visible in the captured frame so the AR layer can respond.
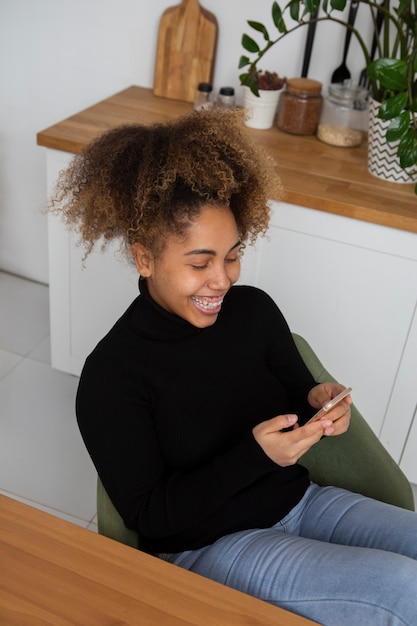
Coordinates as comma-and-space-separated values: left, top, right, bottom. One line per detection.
46, 150, 139, 376
45, 148, 417, 483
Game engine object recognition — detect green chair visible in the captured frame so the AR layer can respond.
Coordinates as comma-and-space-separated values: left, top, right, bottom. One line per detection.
96, 333, 415, 548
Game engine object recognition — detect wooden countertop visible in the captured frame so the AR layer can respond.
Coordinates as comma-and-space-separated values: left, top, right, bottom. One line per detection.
37, 85, 417, 234
0, 494, 317, 625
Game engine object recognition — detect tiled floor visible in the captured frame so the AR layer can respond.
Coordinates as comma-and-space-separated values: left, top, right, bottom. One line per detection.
1, 271, 416, 534
0, 271, 97, 531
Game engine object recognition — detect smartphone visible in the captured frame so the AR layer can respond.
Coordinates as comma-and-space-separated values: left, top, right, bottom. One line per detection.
306, 387, 352, 424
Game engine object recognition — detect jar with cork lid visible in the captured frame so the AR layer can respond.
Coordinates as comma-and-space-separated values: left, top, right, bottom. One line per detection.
276, 78, 323, 135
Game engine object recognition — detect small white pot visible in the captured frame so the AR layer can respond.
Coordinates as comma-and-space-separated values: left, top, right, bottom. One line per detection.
368, 97, 417, 184
243, 86, 282, 130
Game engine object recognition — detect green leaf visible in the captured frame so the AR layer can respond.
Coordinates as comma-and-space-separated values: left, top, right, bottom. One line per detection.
247, 20, 270, 42
289, 0, 300, 21
368, 58, 408, 92
378, 92, 409, 119
386, 112, 411, 141
251, 84, 260, 97
304, 0, 320, 13
239, 72, 260, 96
242, 34, 260, 54
272, 1, 281, 26
238, 55, 251, 69
272, 1, 287, 32
330, 0, 347, 10
239, 72, 249, 85
397, 128, 417, 169
397, 0, 412, 18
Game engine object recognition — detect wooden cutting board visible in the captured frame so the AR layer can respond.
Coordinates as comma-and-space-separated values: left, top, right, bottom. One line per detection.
153, 0, 218, 103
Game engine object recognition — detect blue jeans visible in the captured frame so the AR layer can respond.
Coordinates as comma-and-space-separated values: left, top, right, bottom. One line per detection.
159, 484, 417, 625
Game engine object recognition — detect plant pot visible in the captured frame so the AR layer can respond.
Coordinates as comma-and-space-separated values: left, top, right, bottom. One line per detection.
368, 97, 417, 184
243, 86, 282, 130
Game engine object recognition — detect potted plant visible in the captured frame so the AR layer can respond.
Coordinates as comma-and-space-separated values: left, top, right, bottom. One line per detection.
242, 69, 285, 129
246, 69, 284, 95
239, 0, 417, 190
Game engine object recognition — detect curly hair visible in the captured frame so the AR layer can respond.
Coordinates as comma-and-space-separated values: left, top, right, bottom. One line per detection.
50, 108, 283, 257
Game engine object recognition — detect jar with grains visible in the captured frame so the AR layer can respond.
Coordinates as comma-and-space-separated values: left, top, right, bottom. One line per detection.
317, 82, 369, 147
276, 78, 322, 135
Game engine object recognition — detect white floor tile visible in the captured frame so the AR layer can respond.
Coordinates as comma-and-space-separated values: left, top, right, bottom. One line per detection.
0, 272, 49, 355
0, 356, 96, 522
0, 348, 23, 380
28, 334, 51, 364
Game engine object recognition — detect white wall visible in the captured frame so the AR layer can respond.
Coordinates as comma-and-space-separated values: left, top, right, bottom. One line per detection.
0, 0, 372, 283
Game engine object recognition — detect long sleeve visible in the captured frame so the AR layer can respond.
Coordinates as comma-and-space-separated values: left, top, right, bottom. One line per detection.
76, 285, 313, 552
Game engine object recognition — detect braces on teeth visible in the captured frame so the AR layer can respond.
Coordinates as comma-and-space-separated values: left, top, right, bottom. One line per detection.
192, 297, 223, 309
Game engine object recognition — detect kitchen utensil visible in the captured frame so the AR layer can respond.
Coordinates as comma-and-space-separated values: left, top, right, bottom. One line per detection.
331, 1, 359, 83
358, 5, 384, 89
301, 8, 319, 77
153, 0, 218, 103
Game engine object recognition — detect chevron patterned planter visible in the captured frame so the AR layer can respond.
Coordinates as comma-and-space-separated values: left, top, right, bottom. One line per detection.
368, 98, 417, 184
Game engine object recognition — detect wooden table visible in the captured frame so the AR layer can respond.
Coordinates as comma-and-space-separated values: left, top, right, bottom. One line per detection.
37, 85, 417, 234
0, 495, 318, 625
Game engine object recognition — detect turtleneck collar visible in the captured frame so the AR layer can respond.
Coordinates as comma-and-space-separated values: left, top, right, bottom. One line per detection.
127, 277, 208, 342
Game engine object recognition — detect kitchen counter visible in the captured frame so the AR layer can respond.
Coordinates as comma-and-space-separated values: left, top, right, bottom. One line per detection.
37, 85, 417, 234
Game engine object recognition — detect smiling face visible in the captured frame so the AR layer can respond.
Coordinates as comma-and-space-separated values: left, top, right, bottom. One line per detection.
131, 204, 241, 328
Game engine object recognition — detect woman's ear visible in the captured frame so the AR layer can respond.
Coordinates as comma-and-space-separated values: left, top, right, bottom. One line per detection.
131, 243, 153, 277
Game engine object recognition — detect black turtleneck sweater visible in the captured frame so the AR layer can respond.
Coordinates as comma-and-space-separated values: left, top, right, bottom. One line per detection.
76, 281, 317, 553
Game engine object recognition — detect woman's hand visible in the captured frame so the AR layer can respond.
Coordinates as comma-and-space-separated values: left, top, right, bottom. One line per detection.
307, 383, 352, 437
252, 413, 334, 467
252, 383, 352, 467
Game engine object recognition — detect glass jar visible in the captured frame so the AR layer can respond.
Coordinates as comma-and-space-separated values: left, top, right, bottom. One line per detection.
194, 83, 213, 111
276, 78, 322, 135
317, 83, 369, 147
217, 86, 235, 109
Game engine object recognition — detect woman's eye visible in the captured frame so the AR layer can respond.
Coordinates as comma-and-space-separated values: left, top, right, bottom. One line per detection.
189, 256, 239, 270
191, 264, 208, 270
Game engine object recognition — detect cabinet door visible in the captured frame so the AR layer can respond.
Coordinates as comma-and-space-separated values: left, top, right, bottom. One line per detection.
380, 305, 417, 477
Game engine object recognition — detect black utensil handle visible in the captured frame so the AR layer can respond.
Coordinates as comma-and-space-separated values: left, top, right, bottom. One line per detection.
342, 1, 359, 62
370, 5, 384, 60
301, 9, 319, 77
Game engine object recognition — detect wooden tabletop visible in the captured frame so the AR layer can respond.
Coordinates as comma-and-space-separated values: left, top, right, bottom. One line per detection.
0, 494, 318, 625
37, 85, 417, 234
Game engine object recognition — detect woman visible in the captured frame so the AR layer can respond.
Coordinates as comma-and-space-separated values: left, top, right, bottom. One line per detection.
53, 109, 417, 625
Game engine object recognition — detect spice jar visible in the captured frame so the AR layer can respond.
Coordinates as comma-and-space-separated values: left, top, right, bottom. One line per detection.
276, 78, 322, 135
217, 86, 235, 109
194, 83, 213, 111
317, 83, 369, 147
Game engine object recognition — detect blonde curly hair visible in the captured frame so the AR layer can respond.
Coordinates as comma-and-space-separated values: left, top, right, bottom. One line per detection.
50, 108, 282, 257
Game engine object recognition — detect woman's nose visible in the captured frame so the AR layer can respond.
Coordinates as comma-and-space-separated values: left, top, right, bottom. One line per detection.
208, 262, 238, 290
